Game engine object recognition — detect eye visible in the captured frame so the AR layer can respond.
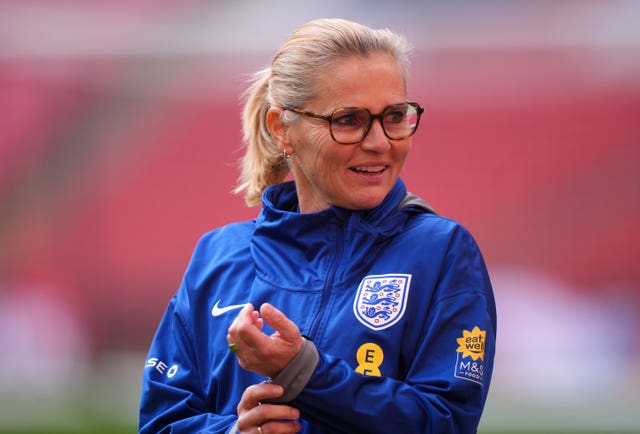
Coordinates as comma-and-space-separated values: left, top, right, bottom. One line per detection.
332, 109, 368, 128
384, 105, 408, 124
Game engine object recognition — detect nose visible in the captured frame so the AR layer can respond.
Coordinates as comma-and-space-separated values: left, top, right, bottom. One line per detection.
360, 118, 390, 152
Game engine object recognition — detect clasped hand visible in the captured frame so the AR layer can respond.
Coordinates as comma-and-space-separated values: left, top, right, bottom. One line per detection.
227, 303, 304, 434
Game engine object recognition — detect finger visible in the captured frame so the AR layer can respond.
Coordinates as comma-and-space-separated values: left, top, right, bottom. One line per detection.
228, 310, 263, 364
227, 305, 250, 348
251, 310, 264, 332
260, 418, 302, 434
257, 403, 301, 422
237, 383, 284, 414
232, 307, 272, 351
237, 395, 301, 434
227, 304, 253, 335
239, 413, 302, 434
260, 303, 302, 346
250, 309, 261, 322
229, 305, 265, 344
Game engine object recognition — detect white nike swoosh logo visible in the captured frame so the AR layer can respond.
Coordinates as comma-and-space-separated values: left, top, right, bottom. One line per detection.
211, 300, 247, 317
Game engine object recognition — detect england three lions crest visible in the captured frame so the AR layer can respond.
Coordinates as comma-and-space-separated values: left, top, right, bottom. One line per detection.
353, 274, 412, 331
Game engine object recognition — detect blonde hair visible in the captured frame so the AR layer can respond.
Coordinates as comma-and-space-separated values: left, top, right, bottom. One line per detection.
234, 18, 412, 206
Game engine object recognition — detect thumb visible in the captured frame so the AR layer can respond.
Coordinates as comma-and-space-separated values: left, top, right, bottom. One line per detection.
260, 303, 300, 344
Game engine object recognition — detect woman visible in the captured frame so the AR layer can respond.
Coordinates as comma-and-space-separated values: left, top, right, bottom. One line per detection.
139, 18, 496, 434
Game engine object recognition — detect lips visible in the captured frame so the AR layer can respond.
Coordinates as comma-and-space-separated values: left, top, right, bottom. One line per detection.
350, 165, 387, 174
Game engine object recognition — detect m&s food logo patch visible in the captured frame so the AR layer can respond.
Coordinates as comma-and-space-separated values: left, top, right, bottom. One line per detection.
454, 326, 487, 385
456, 326, 486, 361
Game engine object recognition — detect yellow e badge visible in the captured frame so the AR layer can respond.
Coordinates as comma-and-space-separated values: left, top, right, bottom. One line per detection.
355, 343, 384, 377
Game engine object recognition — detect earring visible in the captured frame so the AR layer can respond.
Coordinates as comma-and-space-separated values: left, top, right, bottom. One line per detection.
282, 149, 290, 159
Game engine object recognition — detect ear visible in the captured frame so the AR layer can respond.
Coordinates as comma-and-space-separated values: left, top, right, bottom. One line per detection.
266, 107, 289, 150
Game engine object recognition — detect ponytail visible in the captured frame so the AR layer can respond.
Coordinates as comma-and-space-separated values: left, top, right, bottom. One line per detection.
234, 68, 290, 206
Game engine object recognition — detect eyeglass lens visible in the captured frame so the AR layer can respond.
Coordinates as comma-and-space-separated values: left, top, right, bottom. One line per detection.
330, 103, 420, 144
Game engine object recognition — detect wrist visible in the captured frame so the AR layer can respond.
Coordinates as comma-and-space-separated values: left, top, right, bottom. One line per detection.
262, 337, 319, 404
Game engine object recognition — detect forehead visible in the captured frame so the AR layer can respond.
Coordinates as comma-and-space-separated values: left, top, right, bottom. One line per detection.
308, 53, 406, 111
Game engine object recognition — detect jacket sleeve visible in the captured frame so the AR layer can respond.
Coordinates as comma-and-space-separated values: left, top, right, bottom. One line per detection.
292, 225, 497, 433
138, 292, 237, 433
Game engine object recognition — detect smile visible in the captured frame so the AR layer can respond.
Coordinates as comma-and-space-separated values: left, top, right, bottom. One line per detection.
351, 165, 387, 174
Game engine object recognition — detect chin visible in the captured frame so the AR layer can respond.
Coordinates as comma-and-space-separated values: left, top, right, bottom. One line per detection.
334, 184, 392, 210
346, 194, 387, 210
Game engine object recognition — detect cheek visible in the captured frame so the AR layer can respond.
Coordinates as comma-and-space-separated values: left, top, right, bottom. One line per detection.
394, 140, 412, 164
306, 129, 328, 158
295, 127, 338, 167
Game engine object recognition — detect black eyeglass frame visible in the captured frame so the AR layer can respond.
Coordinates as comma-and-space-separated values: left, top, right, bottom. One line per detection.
283, 102, 424, 144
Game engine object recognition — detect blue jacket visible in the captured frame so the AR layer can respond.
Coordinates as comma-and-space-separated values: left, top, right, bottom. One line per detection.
139, 179, 497, 433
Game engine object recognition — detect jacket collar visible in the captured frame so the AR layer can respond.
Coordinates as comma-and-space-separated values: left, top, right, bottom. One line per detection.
259, 178, 409, 229
251, 179, 412, 289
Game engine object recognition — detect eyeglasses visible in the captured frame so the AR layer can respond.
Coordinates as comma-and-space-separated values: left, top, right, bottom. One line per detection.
284, 102, 424, 144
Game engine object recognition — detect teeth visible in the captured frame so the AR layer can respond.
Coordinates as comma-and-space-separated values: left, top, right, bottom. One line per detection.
353, 166, 385, 173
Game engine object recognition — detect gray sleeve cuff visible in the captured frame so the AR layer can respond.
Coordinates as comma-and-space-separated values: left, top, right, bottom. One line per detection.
261, 337, 319, 404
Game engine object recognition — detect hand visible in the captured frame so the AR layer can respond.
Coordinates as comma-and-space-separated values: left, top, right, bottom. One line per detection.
227, 303, 303, 378
236, 383, 301, 434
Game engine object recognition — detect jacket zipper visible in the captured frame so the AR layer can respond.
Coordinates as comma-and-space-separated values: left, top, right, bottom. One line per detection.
307, 219, 345, 339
